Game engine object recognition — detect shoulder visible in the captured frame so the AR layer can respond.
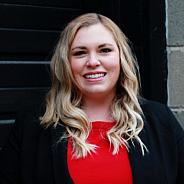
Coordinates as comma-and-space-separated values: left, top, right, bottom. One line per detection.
139, 97, 168, 114
139, 98, 184, 141
14, 105, 45, 139
140, 97, 175, 122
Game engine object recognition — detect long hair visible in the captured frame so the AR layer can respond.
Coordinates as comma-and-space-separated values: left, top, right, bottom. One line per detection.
41, 13, 147, 158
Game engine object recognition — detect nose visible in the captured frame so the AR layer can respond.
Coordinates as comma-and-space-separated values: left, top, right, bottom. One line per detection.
86, 53, 100, 68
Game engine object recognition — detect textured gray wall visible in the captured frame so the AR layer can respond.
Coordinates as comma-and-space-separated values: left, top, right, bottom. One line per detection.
166, 0, 184, 128
167, 0, 184, 45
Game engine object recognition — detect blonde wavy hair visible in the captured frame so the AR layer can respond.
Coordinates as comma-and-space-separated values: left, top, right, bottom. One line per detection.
41, 13, 147, 158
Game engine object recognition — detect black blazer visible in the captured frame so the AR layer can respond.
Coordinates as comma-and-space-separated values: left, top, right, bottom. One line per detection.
0, 99, 184, 184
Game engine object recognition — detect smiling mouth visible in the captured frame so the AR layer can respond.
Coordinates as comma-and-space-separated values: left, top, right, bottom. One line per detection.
84, 73, 106, 79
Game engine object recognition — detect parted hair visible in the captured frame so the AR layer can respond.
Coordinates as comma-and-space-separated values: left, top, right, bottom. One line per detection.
41, 13, 147, 158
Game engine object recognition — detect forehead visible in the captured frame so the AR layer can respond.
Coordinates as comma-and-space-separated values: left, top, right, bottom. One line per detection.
71, 23, 116, 47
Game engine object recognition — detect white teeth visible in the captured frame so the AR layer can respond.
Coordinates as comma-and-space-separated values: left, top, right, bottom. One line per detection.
85, 73, 105, 79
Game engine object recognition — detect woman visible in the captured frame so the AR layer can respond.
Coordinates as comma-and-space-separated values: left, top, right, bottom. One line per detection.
0, 13, 184, 184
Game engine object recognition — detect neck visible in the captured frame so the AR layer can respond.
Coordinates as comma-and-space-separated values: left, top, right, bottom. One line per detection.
82, 94, 115, 122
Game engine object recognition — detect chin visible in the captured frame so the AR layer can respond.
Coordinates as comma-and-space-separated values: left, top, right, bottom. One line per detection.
82, 88, 115, 97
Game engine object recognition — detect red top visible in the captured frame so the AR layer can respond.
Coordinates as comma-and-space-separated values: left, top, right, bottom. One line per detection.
67, 121, 133, 184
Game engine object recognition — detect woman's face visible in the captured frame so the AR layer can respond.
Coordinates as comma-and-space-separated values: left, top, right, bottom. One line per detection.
70, 23, 120, 99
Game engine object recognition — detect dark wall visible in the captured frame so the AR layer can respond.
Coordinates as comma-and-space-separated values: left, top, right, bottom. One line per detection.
0, 0, 167, 147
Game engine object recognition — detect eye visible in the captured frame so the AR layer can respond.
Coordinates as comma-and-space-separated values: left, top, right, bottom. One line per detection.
100, 48, 112, 53
72, 50, 86, 56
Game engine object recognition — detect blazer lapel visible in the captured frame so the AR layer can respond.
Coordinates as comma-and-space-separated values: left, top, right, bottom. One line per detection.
129, 112, 167, 184
128, 124, 150, 184
51, 124, 74, 184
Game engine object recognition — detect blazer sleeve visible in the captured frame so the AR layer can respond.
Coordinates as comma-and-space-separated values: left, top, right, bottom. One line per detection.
153, 103, 184, 183
141, 99, 184, 183
0, 110, 40, 184
165, 106, 184, 184
0, 112, 24, 184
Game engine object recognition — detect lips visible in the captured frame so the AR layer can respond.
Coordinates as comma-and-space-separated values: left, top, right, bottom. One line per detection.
83, 72, 106, 79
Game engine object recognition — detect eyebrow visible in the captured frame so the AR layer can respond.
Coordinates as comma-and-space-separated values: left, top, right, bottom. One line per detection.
71, 46, 86, 51
99, 43, 114, 48
71, 43, 114, 51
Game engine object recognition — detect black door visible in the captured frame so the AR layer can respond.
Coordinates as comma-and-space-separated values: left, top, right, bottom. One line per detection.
0, 0, 167, 147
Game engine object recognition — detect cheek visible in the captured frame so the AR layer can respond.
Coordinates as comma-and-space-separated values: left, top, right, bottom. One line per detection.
70, 60, 81, 76
107, 57, 120, 81
107, 55, 120, 72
